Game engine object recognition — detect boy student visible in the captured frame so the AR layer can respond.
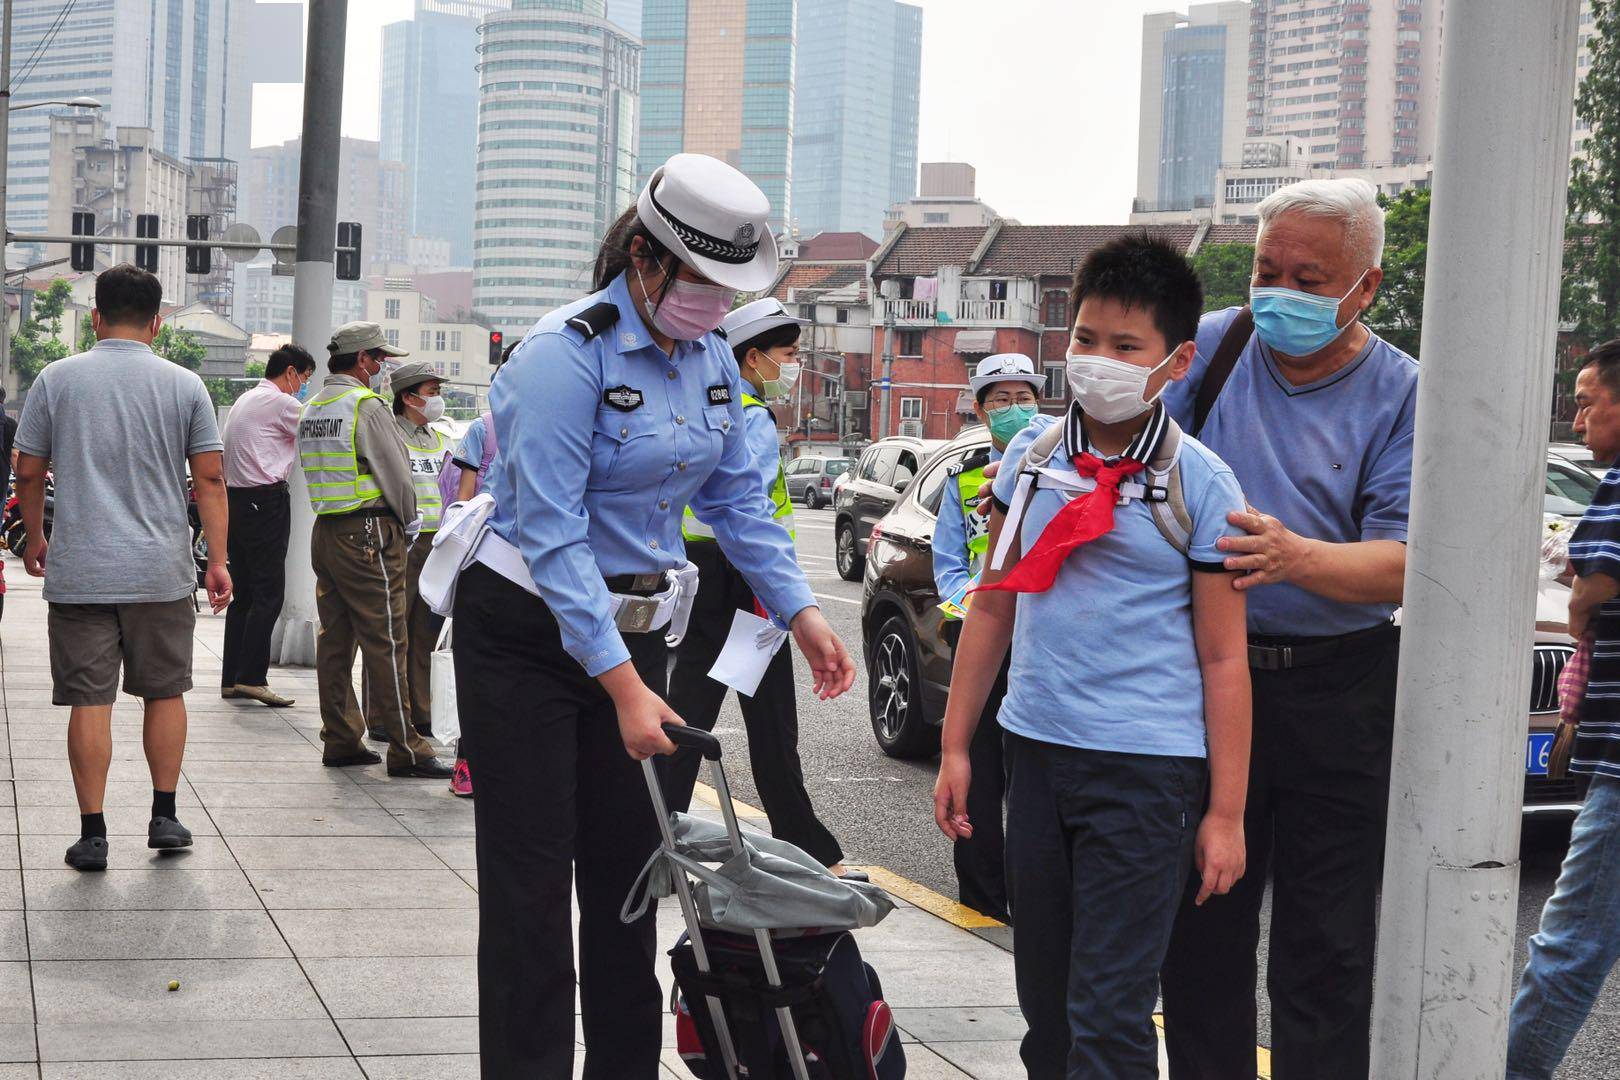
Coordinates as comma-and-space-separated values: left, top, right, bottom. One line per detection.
931, 352, 1045, 923
934, 233, 1252, 1078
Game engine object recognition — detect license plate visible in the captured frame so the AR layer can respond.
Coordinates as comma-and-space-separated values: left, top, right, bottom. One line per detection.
1526, 732, 1555, 777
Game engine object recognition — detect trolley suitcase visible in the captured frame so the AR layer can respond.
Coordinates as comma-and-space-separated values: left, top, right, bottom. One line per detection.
642, 725, 905, 1080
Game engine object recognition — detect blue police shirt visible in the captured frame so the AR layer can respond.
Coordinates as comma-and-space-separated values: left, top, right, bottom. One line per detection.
932, 445, 1001, 602
1162, 307, 1417, 638
484, 272, 817, 676
451, 414, 487, 474
989, 408, 1246, 757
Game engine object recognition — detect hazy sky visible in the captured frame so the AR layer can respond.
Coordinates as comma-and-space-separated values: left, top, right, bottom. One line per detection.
251, 0, 1174, 226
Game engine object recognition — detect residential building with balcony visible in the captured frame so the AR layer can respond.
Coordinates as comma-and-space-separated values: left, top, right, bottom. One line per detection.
867, 220, 1256, 441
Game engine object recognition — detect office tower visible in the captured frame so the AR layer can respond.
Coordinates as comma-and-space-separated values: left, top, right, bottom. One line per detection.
380, 1, 507, 267
1135, 3, 1251, 216
1247, 0, 1443, 169
246, 138, 411, 273
473, 0, 642, 334
791, 0, 921, 241
639, 0, 795, 231
5, 0, 253, 259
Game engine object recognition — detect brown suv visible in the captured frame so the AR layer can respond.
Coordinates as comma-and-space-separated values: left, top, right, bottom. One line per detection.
858, 426, 1590, 812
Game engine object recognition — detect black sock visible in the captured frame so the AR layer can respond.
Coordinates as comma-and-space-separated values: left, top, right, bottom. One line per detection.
80, 813, 106, 840
152, 790, 177, 820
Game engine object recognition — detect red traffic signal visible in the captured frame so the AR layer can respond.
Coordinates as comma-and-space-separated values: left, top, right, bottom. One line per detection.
488, 331, 504, 366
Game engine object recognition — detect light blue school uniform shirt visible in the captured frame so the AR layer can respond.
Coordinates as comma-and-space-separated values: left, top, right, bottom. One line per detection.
932, 445, 1001, 602
990, 406, 1246, 757
483, 272, 817, 676
1162, 307, 1418, 638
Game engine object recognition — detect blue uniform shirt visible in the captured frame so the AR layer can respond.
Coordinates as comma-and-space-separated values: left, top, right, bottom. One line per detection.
931, 444, 1001, 602
484, 273, 817, 676
451, 414, 487, 474
1162, 307, 1417, 637
989, 410, 1246, 757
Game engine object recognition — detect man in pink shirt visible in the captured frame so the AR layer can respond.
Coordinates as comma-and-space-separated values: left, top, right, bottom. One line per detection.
220, 344, 315, 706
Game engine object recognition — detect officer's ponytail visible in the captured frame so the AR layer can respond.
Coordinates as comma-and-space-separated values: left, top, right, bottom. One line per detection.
592, 208, 670, 293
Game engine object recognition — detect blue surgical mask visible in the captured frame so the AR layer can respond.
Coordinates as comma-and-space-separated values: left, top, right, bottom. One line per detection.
296, 379, 312, 403
987, 403, 1038, 444
1249, 269, 1369, 357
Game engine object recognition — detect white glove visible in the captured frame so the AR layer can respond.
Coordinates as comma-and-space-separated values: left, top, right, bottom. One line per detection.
754, 620, 790, 655
405, 514, 424, 542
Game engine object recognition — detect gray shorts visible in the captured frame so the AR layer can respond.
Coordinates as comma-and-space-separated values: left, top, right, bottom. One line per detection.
47, 598, 197, 706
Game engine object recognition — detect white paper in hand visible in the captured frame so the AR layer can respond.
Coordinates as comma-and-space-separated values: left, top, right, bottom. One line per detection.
709, 609, 790, 697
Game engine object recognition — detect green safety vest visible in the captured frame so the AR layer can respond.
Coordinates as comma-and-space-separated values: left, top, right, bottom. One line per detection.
404, 428, 447, 534
298, 385, 386, 516
683, 390, 796, 542
955, 466, 990, 575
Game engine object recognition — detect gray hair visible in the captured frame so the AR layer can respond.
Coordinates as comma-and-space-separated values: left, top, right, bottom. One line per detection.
1257, 177, 1385, 269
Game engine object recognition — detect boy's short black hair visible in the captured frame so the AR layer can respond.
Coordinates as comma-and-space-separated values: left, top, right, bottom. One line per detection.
732, 321, 801, 366
1069, 232, 1204, 350
94, 263, 163, 326
265, 343, 316, 380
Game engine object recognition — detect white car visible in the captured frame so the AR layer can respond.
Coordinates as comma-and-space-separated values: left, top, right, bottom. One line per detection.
1549, 441, 1607, 480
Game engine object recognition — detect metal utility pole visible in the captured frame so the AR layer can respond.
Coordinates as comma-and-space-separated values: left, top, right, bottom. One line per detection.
272, 0, 348, 666
1371, 2, 1581, 1075
1, 0, 14, 396
878, 304, 894, 440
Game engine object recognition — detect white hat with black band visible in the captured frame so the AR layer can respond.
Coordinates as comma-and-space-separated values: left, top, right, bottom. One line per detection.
721, 297, 804, 351
637, 153, 780, 293
969, 353, 1044, 397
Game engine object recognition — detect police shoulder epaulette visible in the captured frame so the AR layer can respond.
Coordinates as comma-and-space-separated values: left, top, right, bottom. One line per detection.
713, 326, 729, 340
564, 302, 620, 341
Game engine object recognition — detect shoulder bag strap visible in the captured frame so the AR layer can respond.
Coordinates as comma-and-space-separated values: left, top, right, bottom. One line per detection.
1192, 306, 1253, 439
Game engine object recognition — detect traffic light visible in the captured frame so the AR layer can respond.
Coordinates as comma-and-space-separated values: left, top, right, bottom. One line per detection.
488, 330, 504, 365
70, 212, 95, 272
336, 221, 362, 281
135, 214, 159, 273
186, 215, 210, 275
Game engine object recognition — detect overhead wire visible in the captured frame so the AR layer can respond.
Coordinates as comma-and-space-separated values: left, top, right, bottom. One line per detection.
9, 0, 79, 94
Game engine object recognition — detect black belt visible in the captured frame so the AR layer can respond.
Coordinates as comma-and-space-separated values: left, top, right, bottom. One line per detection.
323, 507, 394, 521
228, 481, 288, 495
1247, 622, 1397, 671
605, 572, 666, 597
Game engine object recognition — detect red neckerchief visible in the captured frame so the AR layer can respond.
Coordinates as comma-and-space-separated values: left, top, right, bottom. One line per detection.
975, 451, 1144, 594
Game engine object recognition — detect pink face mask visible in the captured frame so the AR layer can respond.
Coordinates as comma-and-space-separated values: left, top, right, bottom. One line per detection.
639, 265, 736, 341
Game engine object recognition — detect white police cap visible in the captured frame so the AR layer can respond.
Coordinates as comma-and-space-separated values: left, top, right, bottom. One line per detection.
721, 297, 804, 351
638, 154, 780, 293
969, 353, 1044, 397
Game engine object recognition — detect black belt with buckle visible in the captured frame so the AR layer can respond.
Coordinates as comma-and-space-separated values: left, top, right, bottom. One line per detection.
1247, 622, 1397, 671
605, 572, 665, 597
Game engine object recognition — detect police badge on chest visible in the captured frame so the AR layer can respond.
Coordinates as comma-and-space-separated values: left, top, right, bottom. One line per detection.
603, 385, 644, 412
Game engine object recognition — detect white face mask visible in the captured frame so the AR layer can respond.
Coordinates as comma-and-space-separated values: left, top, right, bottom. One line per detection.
762, 362, 801, 400
1064, 349, 1175, 424
417, 395, 445, 423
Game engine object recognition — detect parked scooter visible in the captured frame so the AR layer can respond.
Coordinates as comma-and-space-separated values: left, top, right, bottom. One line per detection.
3, 473, 53, 561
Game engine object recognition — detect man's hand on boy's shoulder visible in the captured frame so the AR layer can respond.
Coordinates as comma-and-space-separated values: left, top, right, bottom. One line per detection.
1194, 812, 1246, 905
1218, 505, 1306, 588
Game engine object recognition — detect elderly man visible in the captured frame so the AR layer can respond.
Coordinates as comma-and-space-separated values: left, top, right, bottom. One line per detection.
1157, 178, 1417, 1079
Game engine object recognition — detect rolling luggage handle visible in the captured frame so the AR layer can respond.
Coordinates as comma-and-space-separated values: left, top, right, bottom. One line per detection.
642, 724, 815, 1080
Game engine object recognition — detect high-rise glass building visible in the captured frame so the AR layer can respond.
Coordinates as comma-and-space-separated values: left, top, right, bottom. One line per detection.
4, 0, 252, 263
473, 0, 642, 334
639, 0, 795, 231
791, 0, 921, 241
381, 2, 508, 268
1134, 3, 1251, 216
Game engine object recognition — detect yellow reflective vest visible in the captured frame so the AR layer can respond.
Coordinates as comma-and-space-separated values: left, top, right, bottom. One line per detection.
683, 389, 795, 542
298, 385, 385, 516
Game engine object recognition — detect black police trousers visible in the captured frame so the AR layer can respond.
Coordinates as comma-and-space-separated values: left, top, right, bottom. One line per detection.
453, 562, 664, 1080
663, 539, 844, 867
1160, 625, 1400, 1080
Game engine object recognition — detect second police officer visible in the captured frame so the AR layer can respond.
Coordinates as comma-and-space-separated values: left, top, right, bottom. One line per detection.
447, 153, 857, 1078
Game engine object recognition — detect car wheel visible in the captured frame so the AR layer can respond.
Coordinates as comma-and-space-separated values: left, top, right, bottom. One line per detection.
869, 615, 937, 758
802, 489, 820, 510
836, 520, 863, 581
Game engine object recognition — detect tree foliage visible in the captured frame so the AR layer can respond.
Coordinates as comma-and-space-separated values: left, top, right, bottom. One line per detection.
1191, 243, 1254, 311
153, 325, 206, 372
205, 361, 265, 408
1365, 188, 1430, 358
9, 279, 75, 389
1564, 0, 1620, 348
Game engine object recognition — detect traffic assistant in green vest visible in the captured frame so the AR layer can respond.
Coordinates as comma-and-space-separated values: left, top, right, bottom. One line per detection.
932, 353, 1045, 618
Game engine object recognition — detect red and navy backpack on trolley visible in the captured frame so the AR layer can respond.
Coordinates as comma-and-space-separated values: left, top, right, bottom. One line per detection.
669, 928, 905, 1079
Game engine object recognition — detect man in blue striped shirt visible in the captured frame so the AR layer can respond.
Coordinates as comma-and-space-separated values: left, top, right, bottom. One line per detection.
1508, 340, 1620, 1079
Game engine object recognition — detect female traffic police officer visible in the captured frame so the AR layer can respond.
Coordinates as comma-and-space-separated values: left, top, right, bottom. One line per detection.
931, 353, 1044, 925
388, 361, 448, 743
450, 153, 857, 1079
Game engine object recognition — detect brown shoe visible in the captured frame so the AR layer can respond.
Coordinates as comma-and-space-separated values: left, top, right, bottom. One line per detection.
233, 684, 295, 708
221, 686, 239, 699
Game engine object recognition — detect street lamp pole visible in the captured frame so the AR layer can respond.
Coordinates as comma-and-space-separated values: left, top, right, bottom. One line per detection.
2, 0, 14, 397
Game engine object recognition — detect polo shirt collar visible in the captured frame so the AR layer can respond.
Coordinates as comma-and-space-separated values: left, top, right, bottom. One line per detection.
1065, 401, 1169, 465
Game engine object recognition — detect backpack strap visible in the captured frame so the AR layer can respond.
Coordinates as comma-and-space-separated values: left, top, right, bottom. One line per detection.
1145, 420, 1192, 557
988, 421, 1066, 572
1192, 307, 1253, 438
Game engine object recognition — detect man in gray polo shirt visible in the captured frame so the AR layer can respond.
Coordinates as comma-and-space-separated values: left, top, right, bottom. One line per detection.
14, 264, 232, 871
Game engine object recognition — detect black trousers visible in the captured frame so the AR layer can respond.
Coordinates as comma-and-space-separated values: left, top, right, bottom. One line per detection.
453, 562, 664, 1080
1160, 626, 1400, 1080
953, 642, 1009, 921
663, 540, 844, 866
220, 484, 290, 688
1006, 732, 1206, 1079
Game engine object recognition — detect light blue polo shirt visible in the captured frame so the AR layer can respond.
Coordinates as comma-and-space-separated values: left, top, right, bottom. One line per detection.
1162, 307, 1418, 638
989, 408, 1246, 757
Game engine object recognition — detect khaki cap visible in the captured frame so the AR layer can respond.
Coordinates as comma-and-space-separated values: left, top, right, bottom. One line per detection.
389, 360, 440, 396
327, 321, 408, 357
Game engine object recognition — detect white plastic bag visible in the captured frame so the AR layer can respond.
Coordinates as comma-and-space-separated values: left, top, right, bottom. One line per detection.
431, 620, 460, 744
